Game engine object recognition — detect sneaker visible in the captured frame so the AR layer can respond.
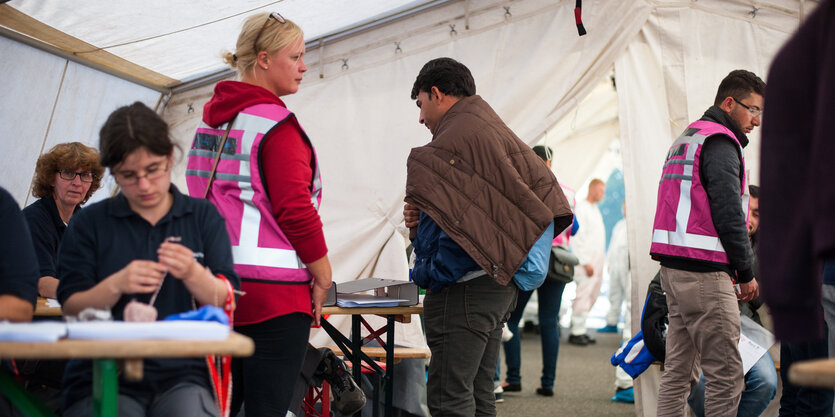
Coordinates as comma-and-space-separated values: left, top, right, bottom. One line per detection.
320, 352, 366, 415
567, 334, 588, 346
597, 324, 619, 333
501, 382, 521, 392
611, 387, 634, 403
535, 387, 554, 397
494, 382, 504, 403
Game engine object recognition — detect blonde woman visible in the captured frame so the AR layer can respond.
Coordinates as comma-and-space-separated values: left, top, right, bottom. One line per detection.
185, 12, 347, 416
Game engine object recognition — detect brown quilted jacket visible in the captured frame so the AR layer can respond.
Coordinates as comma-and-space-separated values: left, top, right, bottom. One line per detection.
405, 95, 573, 285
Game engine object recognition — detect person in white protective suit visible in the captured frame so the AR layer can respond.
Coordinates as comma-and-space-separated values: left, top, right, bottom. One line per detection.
601, 201, 629, 334
568, 179, 606, 346
604, 201, 634, 402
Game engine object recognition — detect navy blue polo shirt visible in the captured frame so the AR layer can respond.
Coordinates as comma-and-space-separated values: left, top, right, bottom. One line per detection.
0, 187, 38, 305
57, 185, 240, 409
23, 196, 73, 280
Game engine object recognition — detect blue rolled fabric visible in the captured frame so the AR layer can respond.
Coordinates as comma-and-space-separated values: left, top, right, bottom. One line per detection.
164, 305, 229, 325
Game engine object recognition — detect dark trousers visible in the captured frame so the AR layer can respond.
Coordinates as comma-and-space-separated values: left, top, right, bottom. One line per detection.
64, 382, 218, 417
424, 275, 518, 417
779, 321, 833, 417
502, 279, 566, 390
231, 313, 311, 417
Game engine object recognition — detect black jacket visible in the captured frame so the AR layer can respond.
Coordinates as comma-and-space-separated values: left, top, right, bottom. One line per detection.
760, 0, 835, 342
659, 106, 755, 283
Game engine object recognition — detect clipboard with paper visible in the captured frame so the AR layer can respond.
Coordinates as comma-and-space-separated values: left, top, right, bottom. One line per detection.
739, 314, 775, 374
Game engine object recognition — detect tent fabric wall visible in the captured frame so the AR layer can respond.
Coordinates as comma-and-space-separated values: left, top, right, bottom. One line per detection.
0, 36, 162, 207
616, 2, 811, 415
162, 0, 649, 347
0, 0, 818, 414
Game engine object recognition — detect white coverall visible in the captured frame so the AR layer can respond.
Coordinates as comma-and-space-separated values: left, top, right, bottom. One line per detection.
569, 198, 606, 336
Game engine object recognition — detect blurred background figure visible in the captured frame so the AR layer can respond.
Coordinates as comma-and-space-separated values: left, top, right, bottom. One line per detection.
23, 142, 103, 299
603, 201, 633, 403
569, 179, 606, 346
600, 200, 629, 334
0, 186, 38, 322
497, 145, 570, 398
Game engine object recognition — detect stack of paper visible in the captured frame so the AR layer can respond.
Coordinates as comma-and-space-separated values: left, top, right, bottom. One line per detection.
66, 321, 229, 341
336, 293, 409, 308
0, 321, 67, 342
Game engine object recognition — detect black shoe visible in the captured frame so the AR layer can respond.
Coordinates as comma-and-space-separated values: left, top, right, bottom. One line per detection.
585, 334, 596, 344
502, 382, 522, 392
536, 387, 554, 397
319, 352, 366, 415
568, 334, 588, 346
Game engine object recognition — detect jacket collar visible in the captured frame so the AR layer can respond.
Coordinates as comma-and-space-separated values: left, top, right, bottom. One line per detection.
701, 106, 749, 148
433, 95, 487, 141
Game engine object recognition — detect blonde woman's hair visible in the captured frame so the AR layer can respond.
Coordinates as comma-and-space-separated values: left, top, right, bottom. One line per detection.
223, 12, 304, 77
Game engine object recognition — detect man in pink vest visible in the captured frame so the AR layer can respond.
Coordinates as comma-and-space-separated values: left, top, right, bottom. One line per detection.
651, 70, 764, 417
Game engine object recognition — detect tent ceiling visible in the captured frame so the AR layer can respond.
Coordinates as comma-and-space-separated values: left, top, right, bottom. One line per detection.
1, 0, 445, 89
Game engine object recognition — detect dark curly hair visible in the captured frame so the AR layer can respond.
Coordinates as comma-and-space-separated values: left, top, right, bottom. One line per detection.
32, 142, 104, 204
410, 57, 476, 100
99, 102, 174, 168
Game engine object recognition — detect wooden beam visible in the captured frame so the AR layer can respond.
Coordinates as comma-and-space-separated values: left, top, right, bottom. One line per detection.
0, 4, 178, 88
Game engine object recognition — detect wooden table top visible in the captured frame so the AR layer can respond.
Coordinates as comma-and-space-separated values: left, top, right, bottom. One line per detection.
0, 332, 254, 360
34, 297, 62, 317
789, 358, 835, 388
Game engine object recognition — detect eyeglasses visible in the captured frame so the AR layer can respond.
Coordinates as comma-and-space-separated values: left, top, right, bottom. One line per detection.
253, 12, 286, 55
732, 97, 762, 118
57, 169, 95, 183
113, 160, 170, 186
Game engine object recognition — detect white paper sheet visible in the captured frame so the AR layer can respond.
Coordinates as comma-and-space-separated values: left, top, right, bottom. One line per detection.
739, 333, 768, 374
336, 293, 409, 308
45, 298, 61, 308
0, 321, 67, 342
66, 321, 229, 341
738, 315, 775, 374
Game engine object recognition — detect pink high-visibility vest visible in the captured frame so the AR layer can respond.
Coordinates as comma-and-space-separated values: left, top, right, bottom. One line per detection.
185, 104, 322, 283
650, 120, 748, 265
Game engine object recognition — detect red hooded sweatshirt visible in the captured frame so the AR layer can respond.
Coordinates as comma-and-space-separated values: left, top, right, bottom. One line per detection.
202, 80, 326, 324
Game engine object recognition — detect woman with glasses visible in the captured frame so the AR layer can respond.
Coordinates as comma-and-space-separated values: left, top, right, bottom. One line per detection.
17, 143, 103, 414
57, 102, 240, 417
23, 142, 103, 299
185, 12, 336, 417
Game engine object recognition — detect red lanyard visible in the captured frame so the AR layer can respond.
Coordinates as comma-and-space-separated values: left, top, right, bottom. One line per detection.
206, 274, 235, 417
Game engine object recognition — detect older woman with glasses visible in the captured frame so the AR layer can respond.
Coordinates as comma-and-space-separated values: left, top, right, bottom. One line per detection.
185, 12, 344, 417
23, 142, 103, 299
57, 102, 240, 417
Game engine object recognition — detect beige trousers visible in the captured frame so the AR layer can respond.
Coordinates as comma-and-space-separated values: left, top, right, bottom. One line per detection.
656, 267, 743, 417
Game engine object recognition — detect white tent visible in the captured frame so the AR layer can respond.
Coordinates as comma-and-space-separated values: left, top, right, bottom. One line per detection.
0, 0, 818, 414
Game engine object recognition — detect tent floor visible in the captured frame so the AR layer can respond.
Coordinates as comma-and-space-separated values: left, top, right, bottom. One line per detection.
496, 328, 636, 417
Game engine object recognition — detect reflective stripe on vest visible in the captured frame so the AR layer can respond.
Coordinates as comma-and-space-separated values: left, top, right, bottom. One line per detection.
649, 120, 748, 265
185, 103, 322, 283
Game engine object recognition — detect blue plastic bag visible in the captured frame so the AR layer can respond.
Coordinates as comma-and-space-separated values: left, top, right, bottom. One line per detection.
164, 305, 229, 325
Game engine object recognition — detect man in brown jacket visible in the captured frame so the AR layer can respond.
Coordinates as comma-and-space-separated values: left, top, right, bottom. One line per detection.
404, 58, 572, 416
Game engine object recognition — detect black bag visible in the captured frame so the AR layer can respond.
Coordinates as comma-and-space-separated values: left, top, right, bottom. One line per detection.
546, 246, 579, 284
641, 271, 668, 362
